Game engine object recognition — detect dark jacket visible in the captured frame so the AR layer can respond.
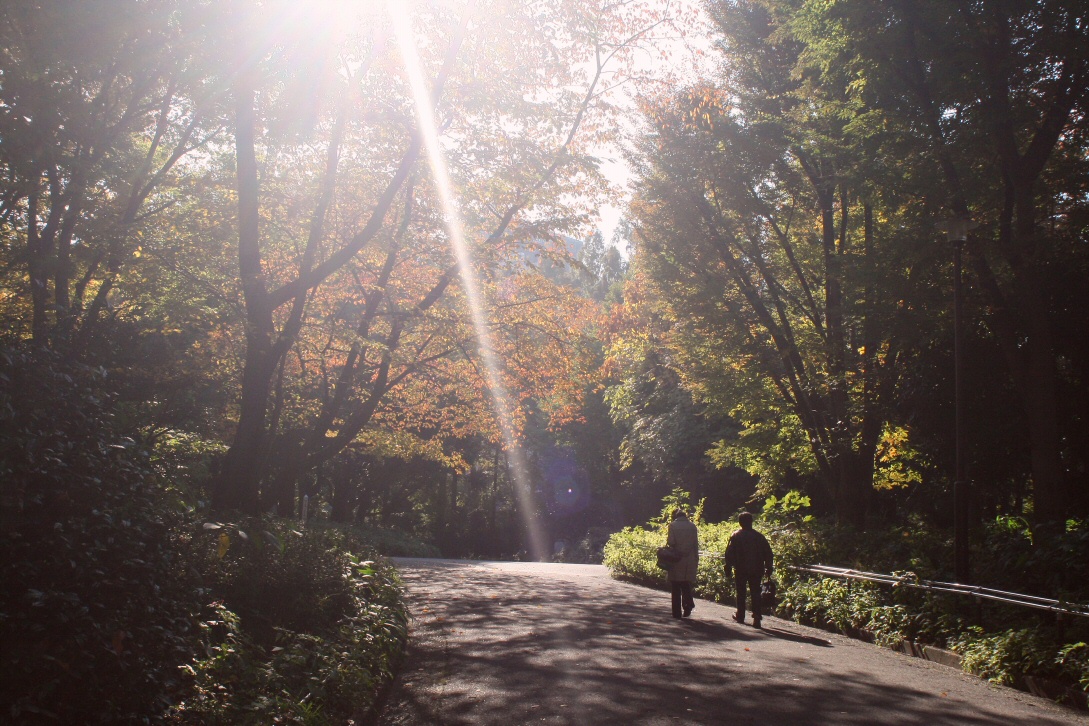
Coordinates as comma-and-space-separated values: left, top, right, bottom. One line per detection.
724, 527, 773, 578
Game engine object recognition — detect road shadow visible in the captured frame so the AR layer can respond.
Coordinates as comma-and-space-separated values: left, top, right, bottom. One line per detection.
675, 616, 751, 641
752, 624, 833, 647
375, 560, 1084, 726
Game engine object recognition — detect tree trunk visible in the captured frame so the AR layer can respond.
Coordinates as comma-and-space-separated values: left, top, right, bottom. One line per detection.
270, 434, 307, 517
818, 179, 866, 526
450, 471, 459, 518
215, 344, 278, 512
857, 202, 882, 524
213, 79, 275, 514
491, 445, 501, 540
1017, 266, 1064, 524
436, 469, 448, 533
330, 466, 358, 523
27, 191, 49, 346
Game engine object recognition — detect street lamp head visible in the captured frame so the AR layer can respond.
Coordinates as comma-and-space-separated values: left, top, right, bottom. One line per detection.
937, 216, 980, 243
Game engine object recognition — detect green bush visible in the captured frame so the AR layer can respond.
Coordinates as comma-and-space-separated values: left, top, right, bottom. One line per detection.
1060, 642, 1089, 693
976, 517, 1089, 609
694, 520, 735, 601
604, 489, 1089, 702
346, 524, 442, 558
775, 576, 959, 648
601, 502, 737, 604
602, 526, 667, 585
0, 345, 203, 723
1, 343, 410, 724
173, 524, 407, 724
952, 628, 1089, 695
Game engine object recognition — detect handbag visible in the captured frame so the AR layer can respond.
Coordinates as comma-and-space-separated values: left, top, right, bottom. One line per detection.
760, 577, 778, 609
656, 545, 682, 570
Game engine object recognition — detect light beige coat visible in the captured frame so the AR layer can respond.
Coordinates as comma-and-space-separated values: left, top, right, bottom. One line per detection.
666, 516, 699, 582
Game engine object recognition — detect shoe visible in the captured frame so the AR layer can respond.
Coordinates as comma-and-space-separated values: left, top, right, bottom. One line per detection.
753, 619, 762, 629
732, 613, 744, 624
682, 609, 692, 618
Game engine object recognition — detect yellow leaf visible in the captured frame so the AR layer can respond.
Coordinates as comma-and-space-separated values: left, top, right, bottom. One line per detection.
217, 532, 230, 559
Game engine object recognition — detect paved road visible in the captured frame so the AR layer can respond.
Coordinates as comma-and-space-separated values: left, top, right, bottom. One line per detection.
376, 558, 1087, 725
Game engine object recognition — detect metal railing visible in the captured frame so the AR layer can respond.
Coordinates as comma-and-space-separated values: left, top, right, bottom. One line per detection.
789, 564, 1089, 619
633, 543, 1089, 618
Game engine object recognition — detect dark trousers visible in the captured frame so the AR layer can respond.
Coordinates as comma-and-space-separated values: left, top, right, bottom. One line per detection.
671, 581, 695, 617
735, 573, 763, 621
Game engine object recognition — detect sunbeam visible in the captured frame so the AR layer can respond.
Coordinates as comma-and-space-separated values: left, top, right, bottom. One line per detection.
388, 2, 549, 561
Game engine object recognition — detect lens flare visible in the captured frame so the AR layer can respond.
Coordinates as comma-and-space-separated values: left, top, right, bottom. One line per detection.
388, 3, 548, 561
541, 446, 590, 517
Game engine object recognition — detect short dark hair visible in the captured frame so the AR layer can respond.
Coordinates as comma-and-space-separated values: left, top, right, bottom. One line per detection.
672, 508, 685, 520
738, 511, 754, 528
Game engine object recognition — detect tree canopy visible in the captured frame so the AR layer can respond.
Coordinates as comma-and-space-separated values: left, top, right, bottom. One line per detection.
612, 0, 1089, 531
1, 0, 1086, 556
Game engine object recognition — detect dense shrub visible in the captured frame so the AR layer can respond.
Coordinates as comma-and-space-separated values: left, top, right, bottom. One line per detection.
601, 514, 736, 602
0, 345, 203, 723
951, 627, 1089, 693
604, 488, 1089, 704
346, 524, 442, 558
776, 577, 959, 648
771, 517, 1089, 703
1, 344, 410, 724
172, 520, 407, 724
602, 526, 669, 584
975, 516, 1089, 605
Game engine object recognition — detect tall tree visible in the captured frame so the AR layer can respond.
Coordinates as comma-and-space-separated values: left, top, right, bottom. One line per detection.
787, 0, 1089, 525
620, 2, 917, 525
210, 1, 432, 512
209, 0, 665, 514
0, 0, 217, 347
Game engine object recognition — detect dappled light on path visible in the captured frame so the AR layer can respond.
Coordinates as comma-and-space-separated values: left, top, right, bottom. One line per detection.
378, 559, 1087, 726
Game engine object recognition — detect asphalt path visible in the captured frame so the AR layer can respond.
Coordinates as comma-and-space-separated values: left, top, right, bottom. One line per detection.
376, 558, 1088, 725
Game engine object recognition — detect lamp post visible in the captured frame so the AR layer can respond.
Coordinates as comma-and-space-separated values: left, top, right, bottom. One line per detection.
938, 216, 978, 584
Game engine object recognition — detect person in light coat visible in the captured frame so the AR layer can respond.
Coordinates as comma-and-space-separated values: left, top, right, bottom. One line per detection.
666, 508, 699, 618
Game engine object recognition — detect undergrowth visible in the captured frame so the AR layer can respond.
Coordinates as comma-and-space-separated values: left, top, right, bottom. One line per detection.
0, 343, 409, 724
604, 488, 1089, 707
171, 520, 407, 724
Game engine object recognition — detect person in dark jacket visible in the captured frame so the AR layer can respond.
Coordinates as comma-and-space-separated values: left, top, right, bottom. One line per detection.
723, 511, 774, 628
666, 508, 699, 619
